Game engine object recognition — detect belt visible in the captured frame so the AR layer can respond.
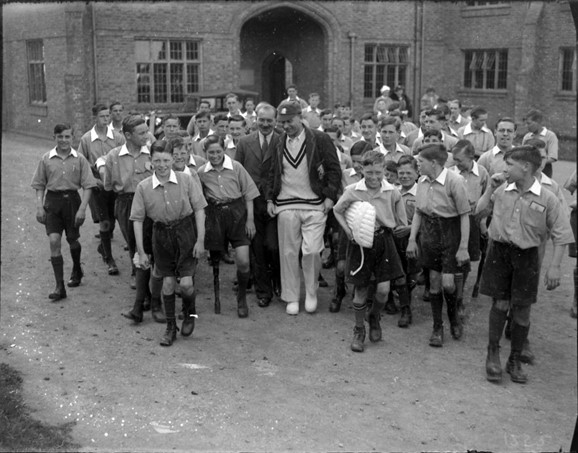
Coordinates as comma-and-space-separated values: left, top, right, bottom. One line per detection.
117, 192, 135, 200
374, 226, 392, 236
207, 197, 242, 208
47, 190, 77, 197
153, 216, 191, 230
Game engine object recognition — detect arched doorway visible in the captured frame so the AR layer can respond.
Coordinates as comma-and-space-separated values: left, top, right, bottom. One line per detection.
239, 6, 326, 107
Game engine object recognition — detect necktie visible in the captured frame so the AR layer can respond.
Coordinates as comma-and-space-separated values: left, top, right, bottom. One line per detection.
261, 136, 269, 158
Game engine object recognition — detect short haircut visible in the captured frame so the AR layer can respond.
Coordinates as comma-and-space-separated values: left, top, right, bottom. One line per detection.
323, 126, 339, 134
256, 103, 276, 116
378, 116, 400, 131
425, 87, 436, 93
361, 150, 385, 167
397, 155, 418, 172
321, 109, 333, 117
524, 138, 546, 150
286, 84, 297, 91
195, 111, 211, 121
203, 134, 225, 152
54, 123, 72, 135
385, 160, 399, 174
425, 108, 445, 121
495, 117, 517, 131
470, 107, 488, 119
419, 143, 448, 166
309, 92, 319, 98
122, 115, 146, 134
360, 112, 377, 124
504, 145, 542, 172
109, 100, 123, 110
213, 112, 229, 124
199, 100, 211, 108
228, 114, 246, 125
423, 129, 443, 141
225, 93, 239, 102
163, 113, 180, 125
350, 140, 374, 157
244, 97, 254, 105
395, 85, 405, 91
331, 116, 345, 125
176, 130, 190, 138
525, 109, 544, 123
333, 102, 342, 109
438, 103, 451, 117
92, 103, 109, 116
448, 99, 462, 108
151, 140, 170, 156
451, 139, 476, 158
164, 136, 187, 154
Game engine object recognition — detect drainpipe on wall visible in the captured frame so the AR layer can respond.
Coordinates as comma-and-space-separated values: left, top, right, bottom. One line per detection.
419, 1, 425, 119
348, 31, 357, 110
91, 3, 99, 104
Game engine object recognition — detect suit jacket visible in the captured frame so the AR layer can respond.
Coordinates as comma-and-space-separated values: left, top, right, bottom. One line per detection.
265, 127, 342, 204
235, 130, 280, 195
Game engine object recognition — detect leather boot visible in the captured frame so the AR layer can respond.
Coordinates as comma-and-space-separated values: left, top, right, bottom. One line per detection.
350, 326, 366, 352
398, 306, 412, 328
486, 344, 502, 382
49, 281, 67, 301
507, 323, 529, 383
384, 291, 399, 314
181, 290, 196, 336
329, 274, 346, 313
159, 320, 178, 347
397, 284, 412, 328
236, 270, 250, 318
122, 298, 143, 323
151, 296, 166, 323
368, 312, 382, 343
520, 339, 535, 365
429, 292, 444, 347
445, 291, 462, 340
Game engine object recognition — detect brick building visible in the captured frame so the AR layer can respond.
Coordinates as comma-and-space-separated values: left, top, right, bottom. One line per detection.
2, 1, 576, 153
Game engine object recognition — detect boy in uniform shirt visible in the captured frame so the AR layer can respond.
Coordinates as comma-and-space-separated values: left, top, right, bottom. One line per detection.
224, 114, 247, 161
407, 144, 471, 347
376, 117, 411, 163
476, 145, 573, 384
130, 141, 207, 346
394, 155, 421, 327
78, 103, 125, 275
198, 135, 260, 318
330, 141, 373, 313
478, 117, 516, 177
333, 150, 407, 352
522, 109, 558, 178
97, 115, 153, 288
32, 123, 97, 300
449, 140, 489, 320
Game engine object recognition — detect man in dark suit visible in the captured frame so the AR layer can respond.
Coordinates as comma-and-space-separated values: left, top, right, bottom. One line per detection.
235, 103, 281, 307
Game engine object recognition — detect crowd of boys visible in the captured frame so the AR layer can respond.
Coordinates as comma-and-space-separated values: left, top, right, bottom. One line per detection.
32, 87, 576, 384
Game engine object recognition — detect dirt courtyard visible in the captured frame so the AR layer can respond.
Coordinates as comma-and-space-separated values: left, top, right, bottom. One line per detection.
1, 132, 576, 452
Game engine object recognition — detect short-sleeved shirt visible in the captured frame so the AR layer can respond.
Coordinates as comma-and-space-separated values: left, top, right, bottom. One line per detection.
188, 153, 207, 171
130, 170, 207, 224
487, 178, 574, 249
31, 148, 97, 192
522, 127, 559, 162
334, 179, 407, 230
449, 161, 489, 210
198, 154, 260, 204
100, 144, 152, 194
411, 132, 458, 167
77, 126, 125, 169
400, 183, 417, 224
478, 146, 508, 177
376, 142, 411, 163
415, 168, 471, 218
537, 172, 569, 216
458, 123, 495, 158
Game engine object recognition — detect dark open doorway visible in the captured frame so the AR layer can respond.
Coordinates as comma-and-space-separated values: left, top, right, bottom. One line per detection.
263, 52, 286, 107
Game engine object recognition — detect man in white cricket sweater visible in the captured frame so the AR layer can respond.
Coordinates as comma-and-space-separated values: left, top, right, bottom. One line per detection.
266, 101, 342, 315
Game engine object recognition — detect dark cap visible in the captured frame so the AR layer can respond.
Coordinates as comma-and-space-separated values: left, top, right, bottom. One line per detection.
277, 101, 302, 121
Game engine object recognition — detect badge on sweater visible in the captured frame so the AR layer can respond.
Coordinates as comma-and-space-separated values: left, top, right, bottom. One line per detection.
529, 201, 546, 213
317, 163, 325, 180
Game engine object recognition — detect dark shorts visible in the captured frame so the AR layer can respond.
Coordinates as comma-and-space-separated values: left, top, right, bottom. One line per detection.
480, 240, 540, 306
44, 190, 81, 242
468, 214, 481, 262
393, 231, 421, 276
153, 215, 198, 278
419, 214, 471, 274
345, 227, 405, 287
90, 187, 116, 224
205, 198, 250, 252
